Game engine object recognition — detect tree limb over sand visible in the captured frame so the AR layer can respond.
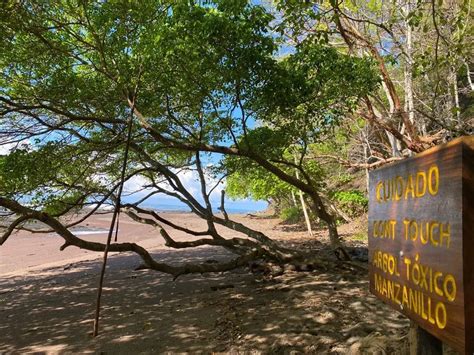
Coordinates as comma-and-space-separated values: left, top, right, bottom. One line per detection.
0, 197, 261, 278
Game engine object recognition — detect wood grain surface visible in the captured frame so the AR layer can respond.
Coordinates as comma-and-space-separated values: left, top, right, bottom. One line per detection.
368, 136, 474, 354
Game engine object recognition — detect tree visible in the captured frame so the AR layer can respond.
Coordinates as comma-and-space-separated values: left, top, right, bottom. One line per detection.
0, 0, 378, 273
277, 0, 473, 169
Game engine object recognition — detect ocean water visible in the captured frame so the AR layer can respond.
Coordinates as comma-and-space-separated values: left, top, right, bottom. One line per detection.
140, 200, 267, 214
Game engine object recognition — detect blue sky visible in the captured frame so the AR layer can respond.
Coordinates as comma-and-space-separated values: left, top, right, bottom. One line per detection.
122, 168, 268, 213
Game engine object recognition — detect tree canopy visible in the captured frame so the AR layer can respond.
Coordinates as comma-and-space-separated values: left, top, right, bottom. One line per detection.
0, 0, 383, 269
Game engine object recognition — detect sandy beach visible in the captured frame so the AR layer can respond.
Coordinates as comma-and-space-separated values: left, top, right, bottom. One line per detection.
1, 212, 204, 275
0, 212, 409, 353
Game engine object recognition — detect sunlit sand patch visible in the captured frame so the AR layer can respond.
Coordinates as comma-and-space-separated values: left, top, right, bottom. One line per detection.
49, 229, 112, 236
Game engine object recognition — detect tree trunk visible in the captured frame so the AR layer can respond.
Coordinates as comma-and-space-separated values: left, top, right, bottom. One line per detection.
290, 190, 298, 207
466, 62, 474, 91
293, 157, 313, 237
299, 191, 313, 237
451, 66, 461, 127
361, 126, 371, 193
403, 1, 416, 129
307, 193, 350, 260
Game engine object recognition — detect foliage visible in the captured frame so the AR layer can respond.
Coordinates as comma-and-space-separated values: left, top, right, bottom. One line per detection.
351, 232, 368, 242
279, 206, 302, 224
277, 0, 473, 161
225, 161, 292, 202
0, 0, 382, 270
333, 190, 368, 218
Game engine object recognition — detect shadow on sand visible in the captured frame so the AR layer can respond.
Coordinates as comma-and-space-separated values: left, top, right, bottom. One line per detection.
0, 244, 408, 353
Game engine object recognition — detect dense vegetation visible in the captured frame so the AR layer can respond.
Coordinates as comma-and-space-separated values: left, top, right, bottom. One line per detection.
0, 0, 472, 274
229, 0, 473, 225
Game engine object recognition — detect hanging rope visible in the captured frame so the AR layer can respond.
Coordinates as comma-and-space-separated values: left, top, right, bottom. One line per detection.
92, 102, 135, 337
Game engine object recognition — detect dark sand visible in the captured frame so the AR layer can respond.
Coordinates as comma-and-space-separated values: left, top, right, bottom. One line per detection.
0, 213, 409, 353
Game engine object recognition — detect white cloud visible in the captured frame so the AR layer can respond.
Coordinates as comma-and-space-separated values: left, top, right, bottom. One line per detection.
124, 175, 151, 193
122, 167, 225, 205
0, 140, 32, 155
0, 142, 16, 155
107, 166, 266, 213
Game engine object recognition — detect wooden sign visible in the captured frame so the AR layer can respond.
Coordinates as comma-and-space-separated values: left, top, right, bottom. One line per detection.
368, 136, 474, 354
